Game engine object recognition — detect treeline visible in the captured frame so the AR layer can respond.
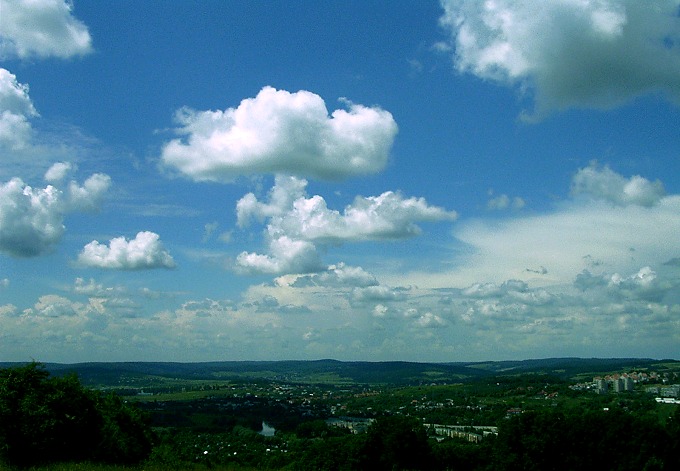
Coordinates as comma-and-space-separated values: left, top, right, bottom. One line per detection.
1, 363, 680, 470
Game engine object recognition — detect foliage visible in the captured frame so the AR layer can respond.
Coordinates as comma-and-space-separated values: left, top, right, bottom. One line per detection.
0, 363, 152, 468
358, 415, 433, 470
490, 408, 674, 471
431, 438, 492, 471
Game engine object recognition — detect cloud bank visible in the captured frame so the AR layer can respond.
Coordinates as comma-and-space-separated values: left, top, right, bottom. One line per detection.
428, 164, 680, 290
439, 0, 680, 116
161, 87, 398, 182
0, 0, 93, 59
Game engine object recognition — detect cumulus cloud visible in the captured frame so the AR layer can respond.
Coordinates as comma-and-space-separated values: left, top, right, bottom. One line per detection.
0, 68, 38, 150
28, 294, 79, 317
236, 175, 457, 275
463, 279, 554, 307
78, 231, 176, 270
571, 162, 665, 206
44, 161, 72, 183
0, 167, 111, 257
237, 175, 457, 241
0, 304, 16, 316
0, 0, 92, 59
0, 178, 62, 257
66, 173, 111, 211
574, 266, 675, 303
463, 279, 527, 298
236, 235, 322, 275
236, 175, 307, 227
439, 0, 680, 116
161, 86, 398, 182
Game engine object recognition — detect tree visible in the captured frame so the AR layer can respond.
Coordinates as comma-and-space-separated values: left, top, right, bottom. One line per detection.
358, 416, 433, 470
0, 363, 152, 468
490, 408, 673, 471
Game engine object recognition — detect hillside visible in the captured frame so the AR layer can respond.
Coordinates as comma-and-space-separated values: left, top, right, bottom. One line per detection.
1, 357, 675, 388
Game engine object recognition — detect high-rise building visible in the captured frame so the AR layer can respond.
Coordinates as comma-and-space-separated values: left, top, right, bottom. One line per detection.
613, 378, 624, 393
624, 377, 634, 391
596, 379, 608, 394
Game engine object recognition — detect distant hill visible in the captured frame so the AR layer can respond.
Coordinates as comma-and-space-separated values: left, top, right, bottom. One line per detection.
1, 357, 676, 387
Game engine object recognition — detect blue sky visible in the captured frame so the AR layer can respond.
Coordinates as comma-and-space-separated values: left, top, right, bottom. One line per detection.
1, 0, 679, 363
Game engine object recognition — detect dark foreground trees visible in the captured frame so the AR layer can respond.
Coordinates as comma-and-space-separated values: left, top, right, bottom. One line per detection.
0, 363, 153, 468
292, 416, 432, 471
489, 408, 680, 471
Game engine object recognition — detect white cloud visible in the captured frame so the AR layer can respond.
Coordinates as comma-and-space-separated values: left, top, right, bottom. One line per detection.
29, 294, 79, 317
449, 196, 680, 289
0, 68, 38, 150
202, 221, 219, 243
235, 175, 457, 275
161, 86, 398, 182
66, 173, 111, 211
373, 304, 390, 318
291, 263, 378, 288
487, 193, 525, 211
0, 178, 63, 257
78, 231, 176, 270
236, 235, 322, 275
236, 175, 307, 227
571, 162, 665, 207
238, 176, 457, 242
0, 0, 92, 59
352, 285, 408, 303
385, 165, 680, 298
0, 304, 16, 316
44, 162, 73, 183
73, 277, 124, 297
0, 79, 106, 179
439, 0, 680, 116
575, 266, 676, 303
414, 312, 447, 328
0, 168, 111, 257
